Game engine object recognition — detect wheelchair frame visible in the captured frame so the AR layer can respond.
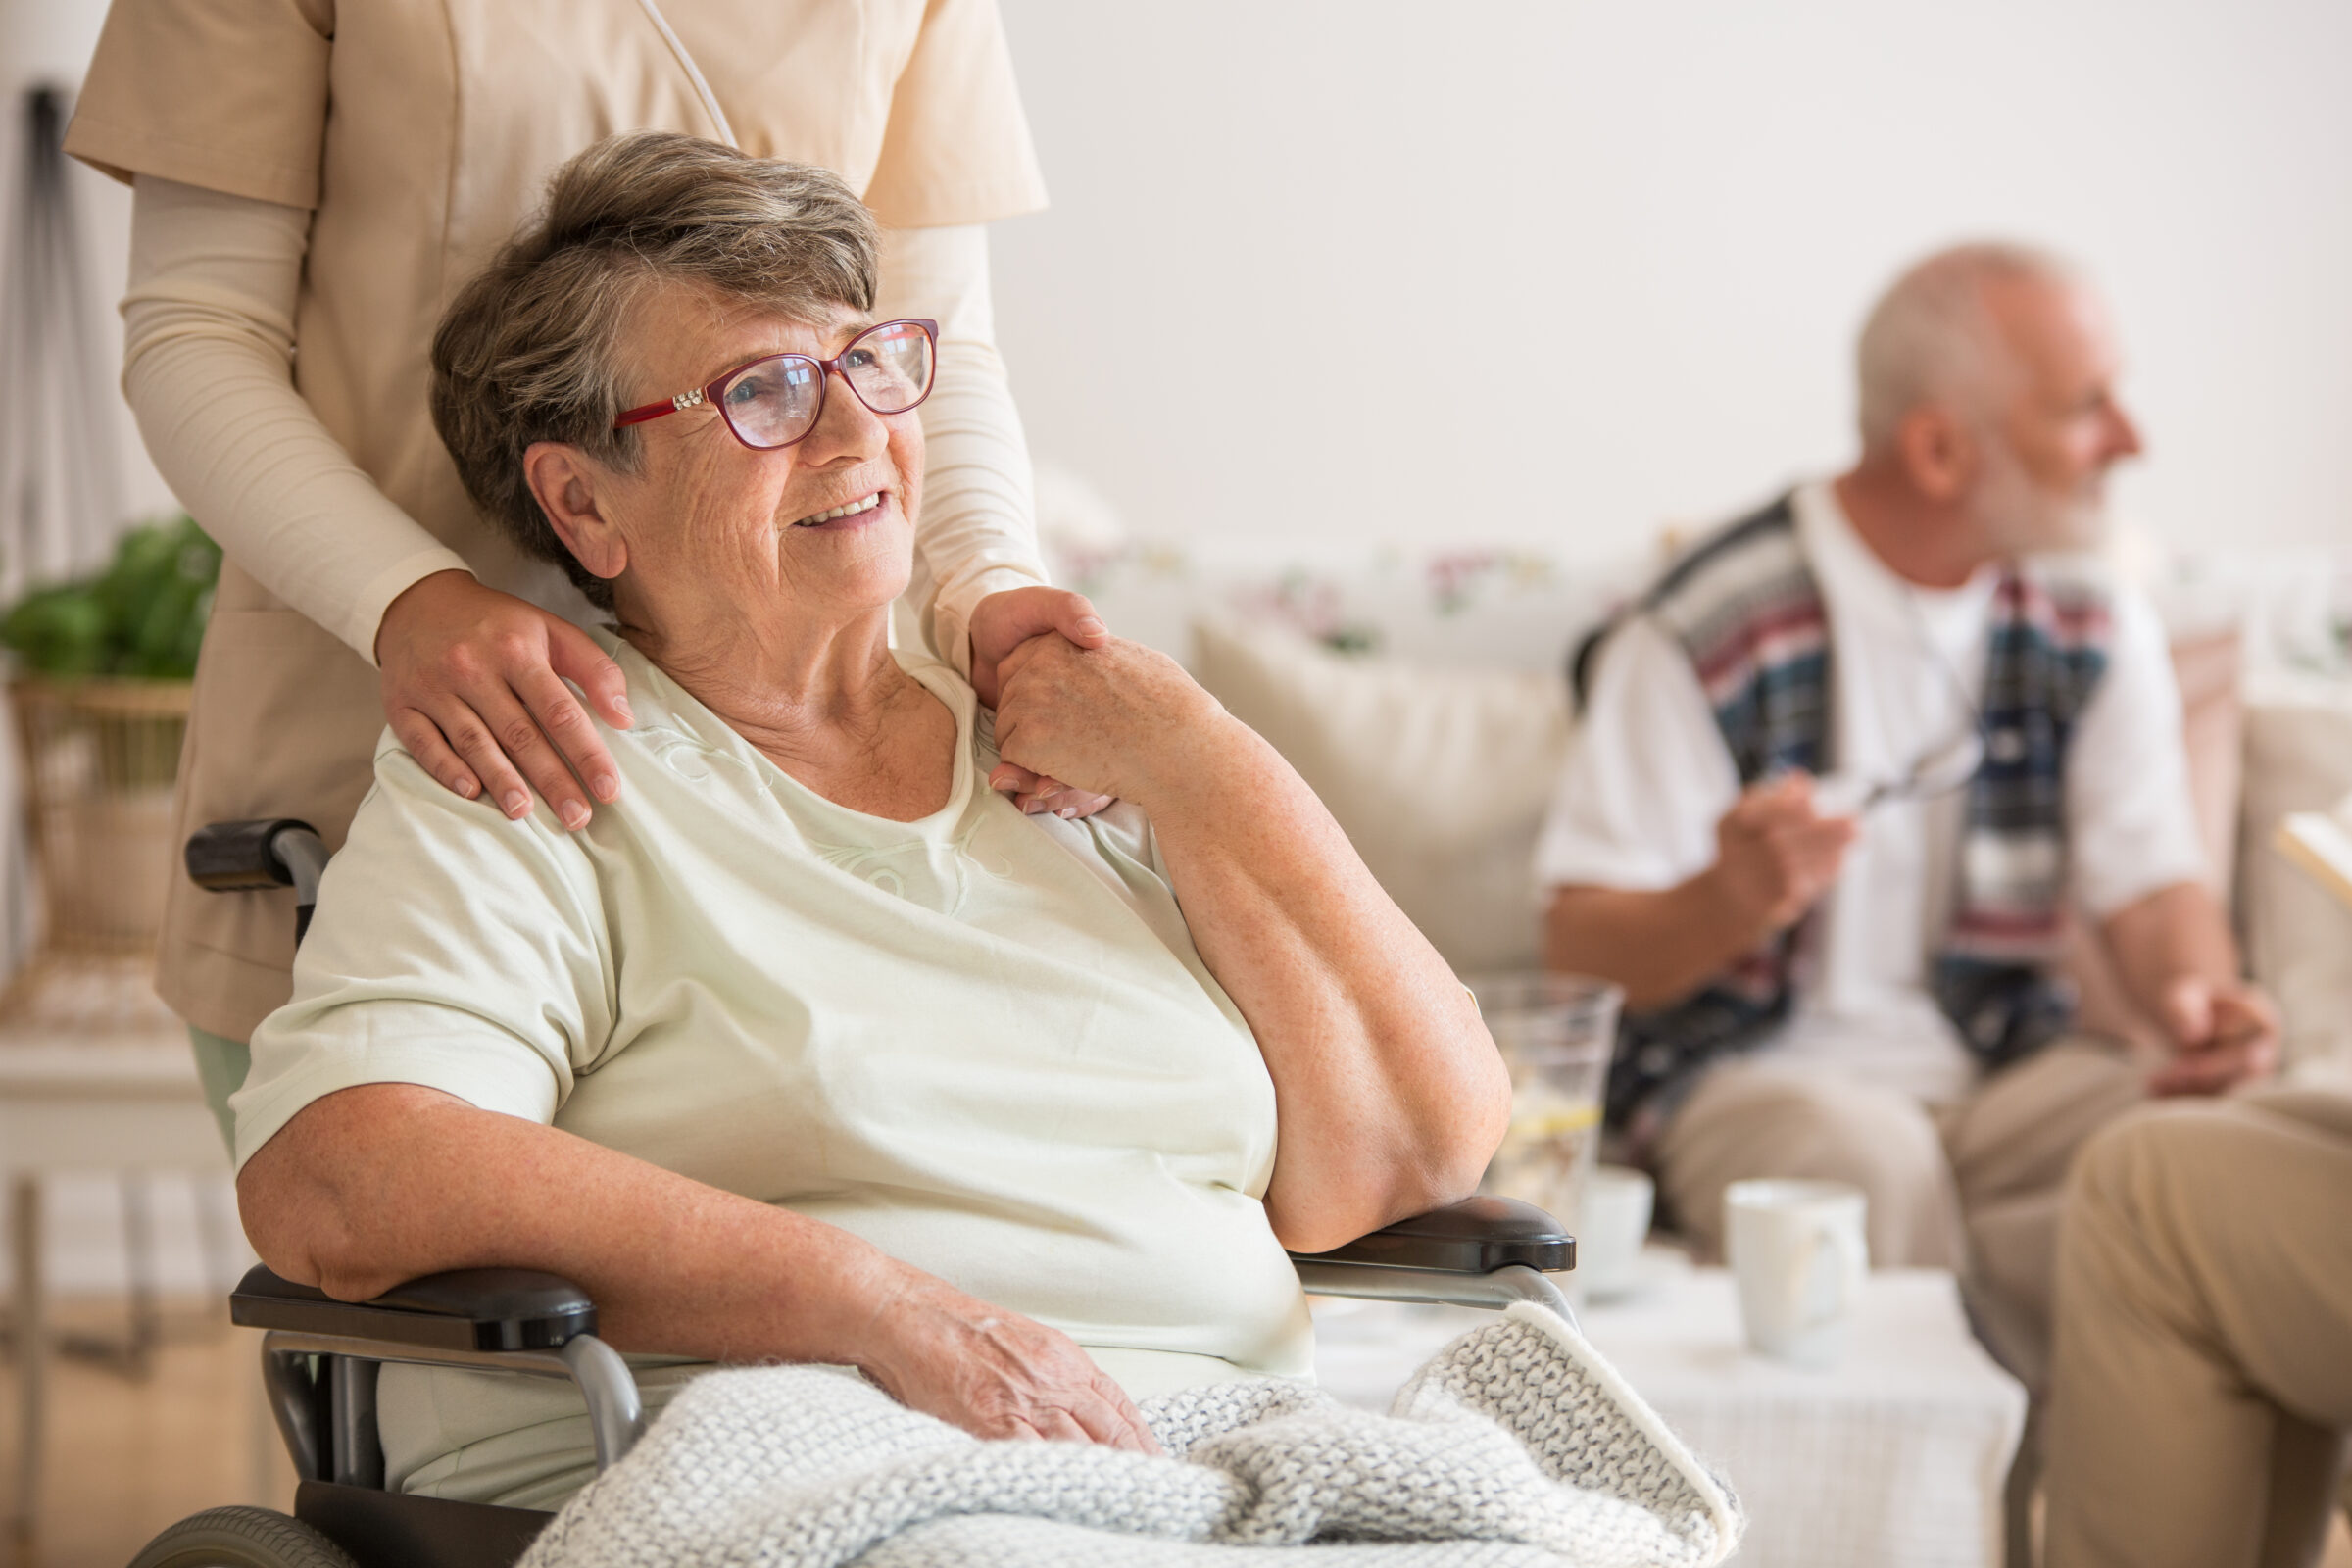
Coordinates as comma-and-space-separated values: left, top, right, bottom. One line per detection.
172, 819, 1577, 1568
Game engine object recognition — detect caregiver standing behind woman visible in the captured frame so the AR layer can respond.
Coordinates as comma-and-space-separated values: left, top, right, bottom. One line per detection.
62, 0, 1102, 1125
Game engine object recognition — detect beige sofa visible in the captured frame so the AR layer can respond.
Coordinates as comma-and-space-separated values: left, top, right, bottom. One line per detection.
1054, 533, 2352, 1077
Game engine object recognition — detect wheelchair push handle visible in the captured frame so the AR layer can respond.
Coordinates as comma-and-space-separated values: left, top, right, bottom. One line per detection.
187, 818, 330, 942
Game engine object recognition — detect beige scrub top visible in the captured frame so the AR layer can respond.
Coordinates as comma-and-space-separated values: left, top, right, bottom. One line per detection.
64, 0, 1050, 1042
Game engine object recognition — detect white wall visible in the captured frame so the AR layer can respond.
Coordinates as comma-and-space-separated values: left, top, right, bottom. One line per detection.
0, 0, 178, 545
993, 1, 2352, 563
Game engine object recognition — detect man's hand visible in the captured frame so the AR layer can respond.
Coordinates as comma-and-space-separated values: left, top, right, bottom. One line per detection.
2147, 974, 2278, 1097
858, 1266, 1161, 1453
968, 587, 1115, 818
1705, 773, 1859, 935
375, 569, 632, 829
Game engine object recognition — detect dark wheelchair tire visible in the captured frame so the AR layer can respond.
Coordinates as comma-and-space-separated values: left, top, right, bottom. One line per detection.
127, 1506, 362, 1568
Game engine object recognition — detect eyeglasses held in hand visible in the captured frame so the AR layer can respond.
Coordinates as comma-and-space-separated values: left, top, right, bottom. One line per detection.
1811, 719, 1986, 819
612, 318, 938, 451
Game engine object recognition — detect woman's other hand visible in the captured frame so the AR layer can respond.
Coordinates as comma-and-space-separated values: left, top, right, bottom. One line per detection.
860, 1267, 1162, 1453
969, 586, 1115, 818
375, 569, 634, 828
990, 634, 1229, 810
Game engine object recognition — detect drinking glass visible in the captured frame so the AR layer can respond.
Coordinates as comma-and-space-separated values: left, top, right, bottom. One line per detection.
1471, 973, 1623, 1286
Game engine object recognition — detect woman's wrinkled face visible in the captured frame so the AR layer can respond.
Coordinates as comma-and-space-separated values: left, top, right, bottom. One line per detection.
573, 280, 925, 629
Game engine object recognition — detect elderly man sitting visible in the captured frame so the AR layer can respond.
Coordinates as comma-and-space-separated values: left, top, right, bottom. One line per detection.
229, 130, 1509, 1509
1538, 242, 2276, 1386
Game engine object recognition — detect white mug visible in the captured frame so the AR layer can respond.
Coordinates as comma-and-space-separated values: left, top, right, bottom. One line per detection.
1724, 1179, 1868, 1367
1578, 1165, 1655, 1298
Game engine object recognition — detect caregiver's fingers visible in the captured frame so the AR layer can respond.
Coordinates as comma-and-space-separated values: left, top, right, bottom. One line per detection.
1019, 782, 1115, 820
545, 615, 635, 731
426, 696, 540, 826
387, 708, 482, 804
513, 662, 619, 807
477, 682, 594, 829
988, 761, 1043, 797
990, 760, 1106, 818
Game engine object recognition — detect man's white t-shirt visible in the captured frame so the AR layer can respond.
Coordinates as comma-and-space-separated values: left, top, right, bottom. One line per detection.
1534, 480, 2205, 1104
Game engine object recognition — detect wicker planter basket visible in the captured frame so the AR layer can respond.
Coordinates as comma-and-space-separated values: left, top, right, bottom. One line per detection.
6, 677, 190, 1012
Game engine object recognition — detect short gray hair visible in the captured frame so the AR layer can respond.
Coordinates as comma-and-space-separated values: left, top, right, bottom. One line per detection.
1854, 242, 2081, 454
430, 132, 881, 610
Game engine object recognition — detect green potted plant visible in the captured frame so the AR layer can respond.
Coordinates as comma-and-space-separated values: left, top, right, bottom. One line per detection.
0, 515, 220, 977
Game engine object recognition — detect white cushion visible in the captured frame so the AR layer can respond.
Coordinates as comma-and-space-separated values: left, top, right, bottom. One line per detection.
1190, 616, 1572, 976
2239, 674, 2352, 1074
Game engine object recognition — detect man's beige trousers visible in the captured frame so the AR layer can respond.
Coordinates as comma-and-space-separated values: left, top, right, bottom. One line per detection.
1653, 1040, 2146, 1389
2043, 1087, 2352, 1568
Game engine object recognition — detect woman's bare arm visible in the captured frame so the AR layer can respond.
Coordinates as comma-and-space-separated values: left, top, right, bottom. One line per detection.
238, 1081, 1157, 1451
990, 636, 1512, 1253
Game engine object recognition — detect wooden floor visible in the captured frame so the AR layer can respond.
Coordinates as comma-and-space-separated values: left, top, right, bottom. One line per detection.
2, 1298, 293, 1568
4, 1295, 2349, 1568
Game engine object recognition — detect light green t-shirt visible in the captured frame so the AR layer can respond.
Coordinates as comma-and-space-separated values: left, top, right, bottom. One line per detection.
234, 636, 1311, 1505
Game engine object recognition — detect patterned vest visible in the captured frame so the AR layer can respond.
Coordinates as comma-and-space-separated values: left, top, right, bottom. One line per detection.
1572, 495, 2113, 1127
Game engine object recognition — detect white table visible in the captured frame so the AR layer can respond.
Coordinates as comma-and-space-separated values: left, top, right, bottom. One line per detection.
0, 1032, 230, 1545
1311, 1257, 2027, 1568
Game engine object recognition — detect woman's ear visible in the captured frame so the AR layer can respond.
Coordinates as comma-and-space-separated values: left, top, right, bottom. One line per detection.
524, 442, 630, 584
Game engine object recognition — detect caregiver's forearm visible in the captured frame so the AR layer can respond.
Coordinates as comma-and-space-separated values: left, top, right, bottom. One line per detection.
1141, 720, 1511, 1254
237, 1082, 903, 1364
122, 176, 469, 662
875, 224, 1048, 673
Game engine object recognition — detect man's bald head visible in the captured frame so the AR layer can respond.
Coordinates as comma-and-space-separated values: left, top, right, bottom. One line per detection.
1848, 243, 2142, 558
1855, 243, 2082, 454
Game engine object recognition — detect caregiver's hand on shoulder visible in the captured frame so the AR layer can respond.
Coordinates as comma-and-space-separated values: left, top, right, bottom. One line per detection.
970, 585, 1116, 818
860, 1268, 1161, 1453
989, 634, 1234, 809
375, 569, 633, 830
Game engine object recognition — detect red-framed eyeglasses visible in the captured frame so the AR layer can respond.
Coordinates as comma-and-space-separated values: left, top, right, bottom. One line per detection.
612, 318, 938, 451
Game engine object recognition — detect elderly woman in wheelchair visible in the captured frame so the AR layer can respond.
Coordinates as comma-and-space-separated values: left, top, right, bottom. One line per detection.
218, 130, 1520, 1518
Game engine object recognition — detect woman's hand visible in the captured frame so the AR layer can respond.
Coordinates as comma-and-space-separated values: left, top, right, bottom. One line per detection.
988, 634, 1234, 811
968, 586, 1115, 819
859, 1266, 1161, 1453
997, 631, 1510, 1251
375, 570, 634, 828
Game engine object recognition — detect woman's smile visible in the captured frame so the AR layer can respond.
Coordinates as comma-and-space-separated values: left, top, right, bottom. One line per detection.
791, 489, 890, 530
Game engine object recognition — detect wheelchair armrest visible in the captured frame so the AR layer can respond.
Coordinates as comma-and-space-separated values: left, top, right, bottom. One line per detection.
230, 1263, 599, 1352
186, 818, 319, 890
1289, 1196, 1575, 1275
187, 818, 331, 941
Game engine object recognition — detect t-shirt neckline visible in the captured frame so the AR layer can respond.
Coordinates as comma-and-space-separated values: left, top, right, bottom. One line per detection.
602, 630, 977, 836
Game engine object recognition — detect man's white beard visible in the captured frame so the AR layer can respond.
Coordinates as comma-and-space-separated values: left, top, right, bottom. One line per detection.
1968, 432, 2108, 556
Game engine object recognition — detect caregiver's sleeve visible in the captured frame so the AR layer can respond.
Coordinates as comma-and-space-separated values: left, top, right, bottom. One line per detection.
231, 736, 617, 1173
65, 0, 333, 207
878, 223, 1050, 674
863, 0, 1054, 673
118, 176, 469, 662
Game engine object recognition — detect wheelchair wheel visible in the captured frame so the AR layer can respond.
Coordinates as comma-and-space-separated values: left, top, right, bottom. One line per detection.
127, 1506, 361, 1568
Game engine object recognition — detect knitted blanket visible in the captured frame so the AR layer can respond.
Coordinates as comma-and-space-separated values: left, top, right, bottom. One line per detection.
518, 1302, 1742, 1568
